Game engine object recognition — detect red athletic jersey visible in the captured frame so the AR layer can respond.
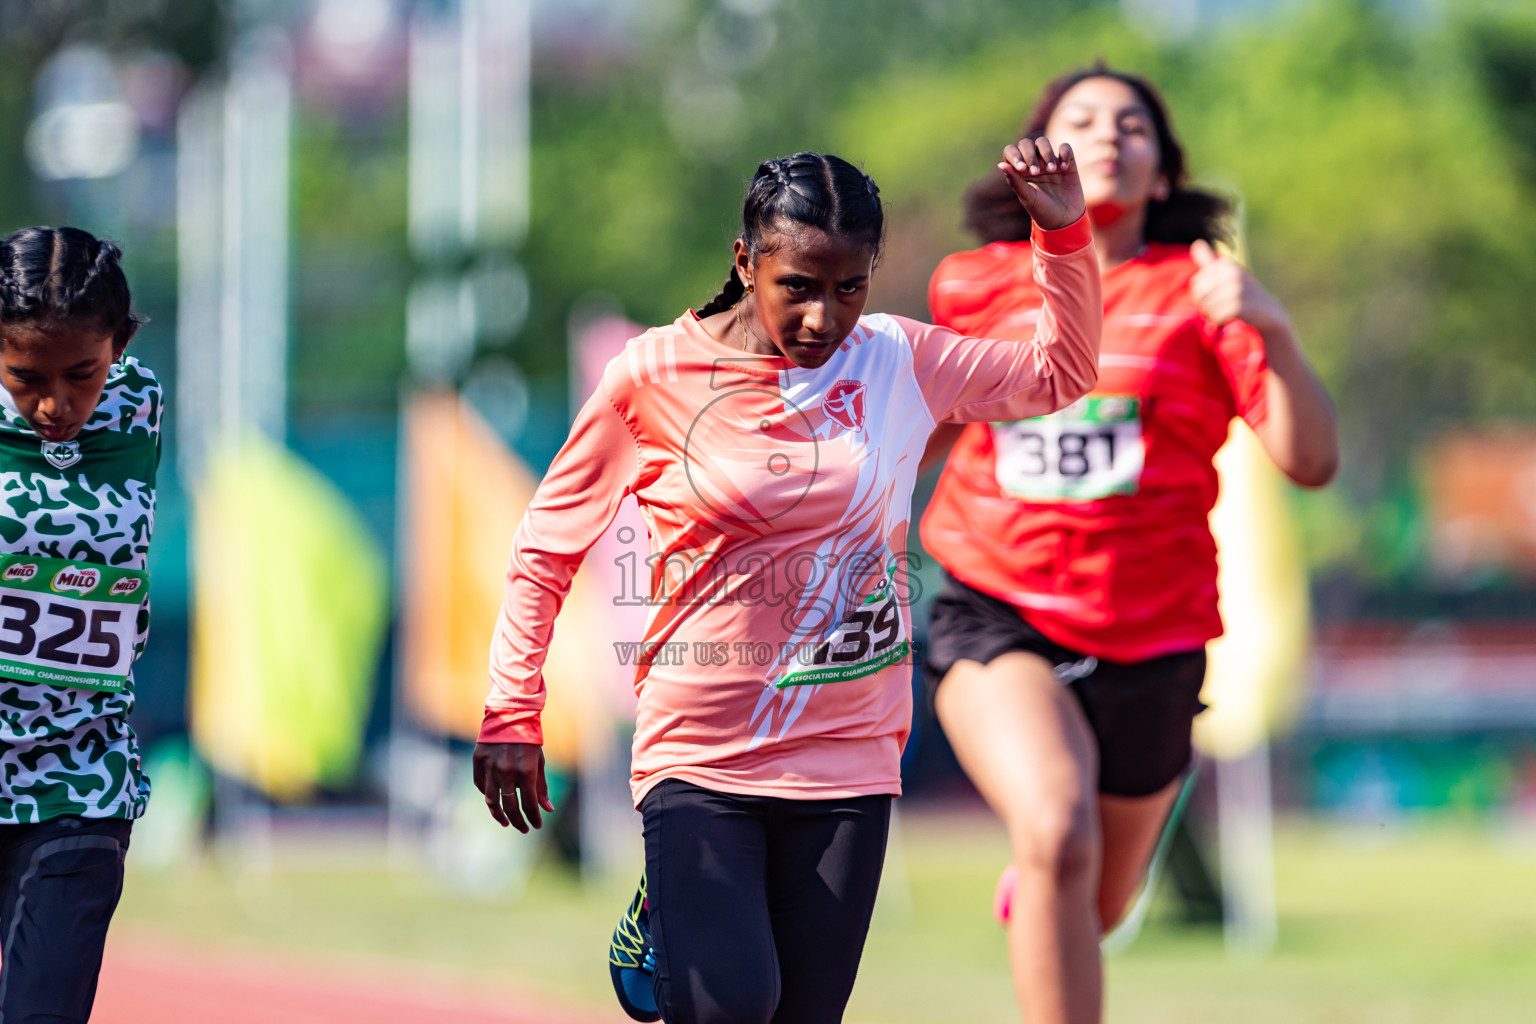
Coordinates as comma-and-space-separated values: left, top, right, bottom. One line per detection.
920, 240, 1269, 662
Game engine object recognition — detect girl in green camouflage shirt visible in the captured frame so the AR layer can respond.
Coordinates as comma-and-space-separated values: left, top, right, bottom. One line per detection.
0, 226, 159, 1021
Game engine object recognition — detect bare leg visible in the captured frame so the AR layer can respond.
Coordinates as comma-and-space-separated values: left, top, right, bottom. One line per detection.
1095, 781, 1182, 931
936, 653, 1101, 1024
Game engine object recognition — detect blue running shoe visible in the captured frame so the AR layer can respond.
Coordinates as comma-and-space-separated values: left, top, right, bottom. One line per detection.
609, 873, 660, 1022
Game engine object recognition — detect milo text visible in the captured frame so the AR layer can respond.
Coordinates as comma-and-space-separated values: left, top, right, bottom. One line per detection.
51, 567, 101, 595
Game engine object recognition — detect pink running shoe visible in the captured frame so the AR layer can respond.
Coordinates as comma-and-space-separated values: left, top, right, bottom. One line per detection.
993, 863, 1019, 925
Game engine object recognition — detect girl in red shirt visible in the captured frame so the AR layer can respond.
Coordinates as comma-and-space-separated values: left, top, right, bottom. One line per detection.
920, 66, 1338, 1024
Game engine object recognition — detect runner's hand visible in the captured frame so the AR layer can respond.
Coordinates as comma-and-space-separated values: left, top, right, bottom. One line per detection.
1189, 239, 1290, 334
472, 741, 554, 832
998, 136, 1085, 231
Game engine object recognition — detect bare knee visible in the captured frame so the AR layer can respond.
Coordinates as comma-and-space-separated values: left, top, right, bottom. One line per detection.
1007, 801, 1098, 887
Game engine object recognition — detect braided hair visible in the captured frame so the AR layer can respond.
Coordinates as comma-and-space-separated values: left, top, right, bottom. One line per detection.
0, 227, 144, 348
698, 152, 885, 318
962, 64, 1231, 246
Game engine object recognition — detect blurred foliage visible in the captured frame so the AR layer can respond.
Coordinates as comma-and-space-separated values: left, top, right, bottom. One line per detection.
0, 0, 226, 230
3, 0, 1536, 587
0, 0, 226, 69
288, 107, 411, 417
522, 0, 1536, 585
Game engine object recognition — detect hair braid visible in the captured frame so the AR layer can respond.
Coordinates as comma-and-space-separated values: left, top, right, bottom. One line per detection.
695, 151, 885, 316
0, 240, 24, 318
696, 267, 748, 319
0, 227, 142, 347
85, 239, 124, 296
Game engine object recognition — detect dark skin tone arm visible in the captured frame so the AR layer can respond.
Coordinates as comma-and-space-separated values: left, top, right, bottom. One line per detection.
472, 137, 1083, 830
920, 422, 967, 477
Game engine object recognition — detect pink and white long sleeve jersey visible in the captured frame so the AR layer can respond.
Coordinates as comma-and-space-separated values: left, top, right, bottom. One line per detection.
482, 216, 1101, 804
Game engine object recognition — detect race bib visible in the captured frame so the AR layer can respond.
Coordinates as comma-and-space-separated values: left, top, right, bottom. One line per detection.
775, 568, 909, 688
992, 394, 1144, 501
0, 554, 148, 692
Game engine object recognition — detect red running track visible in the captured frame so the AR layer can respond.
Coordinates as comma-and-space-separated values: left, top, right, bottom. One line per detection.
91, 931, 627, 1024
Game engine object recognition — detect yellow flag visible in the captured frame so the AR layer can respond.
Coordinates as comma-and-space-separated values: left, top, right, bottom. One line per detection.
400, 391, 601, 767
1194, 423, 1310, 759
190, 434, 389, 800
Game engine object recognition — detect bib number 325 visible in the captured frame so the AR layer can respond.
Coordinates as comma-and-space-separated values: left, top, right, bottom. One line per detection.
992, 394, 1144, 502
0, 555, 147, 692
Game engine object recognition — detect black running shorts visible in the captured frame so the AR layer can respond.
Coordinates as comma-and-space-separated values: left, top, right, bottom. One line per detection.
926, 574, 1207, 798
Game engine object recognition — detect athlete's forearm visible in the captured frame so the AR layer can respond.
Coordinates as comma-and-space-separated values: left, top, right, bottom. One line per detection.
904, 219, 1102, 426
1026, 217, 1103, 410
481, 379, 643, 743
1254, 318, 1339, 487
481, 536, 566, 746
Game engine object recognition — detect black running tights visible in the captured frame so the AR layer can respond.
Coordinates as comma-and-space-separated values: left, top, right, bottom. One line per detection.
0, 815, 132, 1023
641, 779, 891, 1024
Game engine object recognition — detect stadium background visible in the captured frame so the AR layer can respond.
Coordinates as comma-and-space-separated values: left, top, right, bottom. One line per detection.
2, 0, 1535, 1020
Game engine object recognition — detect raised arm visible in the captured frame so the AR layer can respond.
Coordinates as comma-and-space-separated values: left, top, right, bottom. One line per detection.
905, 137, 1101, 427
473, 378, 642, 830
902, 221, 1099, 425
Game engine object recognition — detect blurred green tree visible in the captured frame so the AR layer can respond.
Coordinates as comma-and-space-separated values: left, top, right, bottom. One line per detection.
0, 0, 224, 228
520, 0, 1536, 582
6, 0, 1533, 584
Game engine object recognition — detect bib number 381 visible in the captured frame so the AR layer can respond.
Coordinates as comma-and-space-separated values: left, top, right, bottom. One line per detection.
992, 394, 1144, 502
0, 555, 147, 692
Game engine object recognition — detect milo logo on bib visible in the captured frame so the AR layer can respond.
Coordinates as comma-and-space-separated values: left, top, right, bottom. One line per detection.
0, 554, 149, 692
51, 566, 101, 595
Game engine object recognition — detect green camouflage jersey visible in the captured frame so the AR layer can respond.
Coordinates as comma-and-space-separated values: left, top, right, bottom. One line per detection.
0, 357, 160, 823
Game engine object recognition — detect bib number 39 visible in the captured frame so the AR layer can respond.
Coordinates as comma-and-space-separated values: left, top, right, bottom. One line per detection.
775, 569, 909, 688
0, 555, 147, 692
992, 394, 1144, 502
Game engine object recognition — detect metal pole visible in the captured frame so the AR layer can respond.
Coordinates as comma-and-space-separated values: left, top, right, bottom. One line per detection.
1217, 739, 1279, 955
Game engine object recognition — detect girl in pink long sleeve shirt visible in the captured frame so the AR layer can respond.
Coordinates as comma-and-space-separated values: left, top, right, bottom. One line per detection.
474, 145, 1100, 1024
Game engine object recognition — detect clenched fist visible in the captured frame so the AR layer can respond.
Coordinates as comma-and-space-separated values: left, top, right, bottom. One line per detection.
1189, 239, 1289, 335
